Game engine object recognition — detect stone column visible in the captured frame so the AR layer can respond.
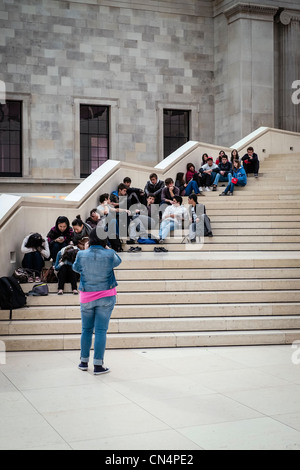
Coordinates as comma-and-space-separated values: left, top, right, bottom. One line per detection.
224, 3, 278, 142
276, 10, 300, 133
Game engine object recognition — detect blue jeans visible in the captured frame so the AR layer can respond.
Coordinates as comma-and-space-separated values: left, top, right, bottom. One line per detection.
213, 173, 232, 186
224, 180, 246, 194
159, 219, 181, 240
184, 180, 200, 196
80, 295, 116, 365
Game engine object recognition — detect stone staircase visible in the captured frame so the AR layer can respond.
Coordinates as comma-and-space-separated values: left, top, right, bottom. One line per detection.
1, 153, 300, 351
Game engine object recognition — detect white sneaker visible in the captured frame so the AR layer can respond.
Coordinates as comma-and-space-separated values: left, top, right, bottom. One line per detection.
198, 187, 203, 192
205, 187, 211, 191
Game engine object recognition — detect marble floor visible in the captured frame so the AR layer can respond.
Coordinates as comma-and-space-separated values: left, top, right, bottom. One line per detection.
1, 345, 300, 450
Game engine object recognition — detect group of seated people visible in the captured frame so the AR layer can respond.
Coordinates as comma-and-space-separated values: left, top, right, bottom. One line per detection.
184, 146, 259, 195
19, 146, 258, 289
20, 215, 92, 294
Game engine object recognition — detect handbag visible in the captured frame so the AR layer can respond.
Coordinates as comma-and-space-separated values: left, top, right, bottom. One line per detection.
231, 177, 238, 184
13, 267, 37, 283
41, 266, 58, 283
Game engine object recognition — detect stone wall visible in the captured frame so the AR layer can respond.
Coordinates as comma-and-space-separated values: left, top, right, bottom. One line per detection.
0, 0, 215, 179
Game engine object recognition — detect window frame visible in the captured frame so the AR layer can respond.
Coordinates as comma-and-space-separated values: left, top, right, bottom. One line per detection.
74, 98, 119, 178
156, 102, 199, 161
0, 99, 23, 177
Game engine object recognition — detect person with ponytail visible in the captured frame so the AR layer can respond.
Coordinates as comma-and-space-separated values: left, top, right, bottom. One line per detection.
71, 215, 92, 250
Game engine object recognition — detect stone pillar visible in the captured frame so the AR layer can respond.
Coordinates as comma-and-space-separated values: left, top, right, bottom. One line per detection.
224, 3, 278, 142
276, 10, 300, 133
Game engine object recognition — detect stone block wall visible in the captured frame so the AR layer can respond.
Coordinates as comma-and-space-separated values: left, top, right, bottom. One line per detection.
0, 0, 215, 178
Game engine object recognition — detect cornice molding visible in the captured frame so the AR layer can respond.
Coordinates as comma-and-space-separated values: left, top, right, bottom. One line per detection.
224, 3, 278, 24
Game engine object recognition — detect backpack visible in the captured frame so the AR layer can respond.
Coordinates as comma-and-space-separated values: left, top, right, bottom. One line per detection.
0, 276, 27, 319
27, 282, 49, 296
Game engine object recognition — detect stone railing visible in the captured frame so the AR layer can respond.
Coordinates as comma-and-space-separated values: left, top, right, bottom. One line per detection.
0, 127, 299, 276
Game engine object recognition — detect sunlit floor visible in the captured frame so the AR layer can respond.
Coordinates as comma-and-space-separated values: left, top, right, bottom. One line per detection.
1, 345, 300, 450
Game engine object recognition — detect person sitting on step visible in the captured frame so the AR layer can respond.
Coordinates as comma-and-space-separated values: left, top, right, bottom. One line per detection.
158, 196, 188, 243
241, 146, 259, 178
219, 159, 247, 196
55, 245, 79, 295
212, 154, 232, 191
21, 232, 50, 282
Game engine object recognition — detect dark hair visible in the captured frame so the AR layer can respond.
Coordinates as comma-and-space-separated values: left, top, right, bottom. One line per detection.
99, 193, 109, 204
247, 146, 254, 152
118, 183, 127, 192
55, 216, 70, 232
89, 228, 107, 247
188, 194, 198, 204
123, 177, 131, 184
25, 232, 45, 249
72, 215, 84, 227
61, 246, 78, 263
176, 172, 185, 185
90, 208, 98, 216
149, 173, 158, 179
186, 163, 195, 171
173, 195, 183, 205
165, 177, 174, 185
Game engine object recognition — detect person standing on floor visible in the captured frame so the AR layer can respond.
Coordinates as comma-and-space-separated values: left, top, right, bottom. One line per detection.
72, 228, 122, 375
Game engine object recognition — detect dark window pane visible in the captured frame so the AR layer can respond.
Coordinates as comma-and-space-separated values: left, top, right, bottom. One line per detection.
0, 101, 22, 176
80, 104, 109, 177
163, 109, 189, 158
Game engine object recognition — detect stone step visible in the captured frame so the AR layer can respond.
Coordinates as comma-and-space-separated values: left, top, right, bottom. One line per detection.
2, 329, 300, 351
20, 277, 300, 294
1, 315, 300, 336
122, 243, 300, 252
17, 267, 300, 287
19, 289, 300, 306
5, 302, 300, 321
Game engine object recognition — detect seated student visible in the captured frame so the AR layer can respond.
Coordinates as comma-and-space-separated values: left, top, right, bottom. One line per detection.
185, 163, 197, 183
188, 194, 213, 241
144, 173, 165, 204
158, 196, 188, 243
219, 159, 247, 196
161, 178, 180, 206
199, 157, 218, 191
212, 155, 232, 191
110, 183, 128, 208
175, 172, 201, 196
241, 146, 259, 177
231, 149, 240, 164
97, 194, 123, 252
21, 232, 50, 282
55, 245, 79, 295
47, 216, 73, 262
86, 208, 101, 229
72, 215, 92, 250
123, 177, 147, 206
127, 194, 159, 243
201, 153, 209, 166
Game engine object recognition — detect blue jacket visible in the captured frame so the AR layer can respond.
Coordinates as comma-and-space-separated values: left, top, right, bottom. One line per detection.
72, 245, 122, 292
233, 167, 247, 185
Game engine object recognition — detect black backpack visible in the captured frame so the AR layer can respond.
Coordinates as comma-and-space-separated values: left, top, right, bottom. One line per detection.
0, 276, 27, 319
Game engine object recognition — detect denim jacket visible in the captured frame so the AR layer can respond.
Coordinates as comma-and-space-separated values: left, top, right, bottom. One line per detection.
72, 245, 122, 292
